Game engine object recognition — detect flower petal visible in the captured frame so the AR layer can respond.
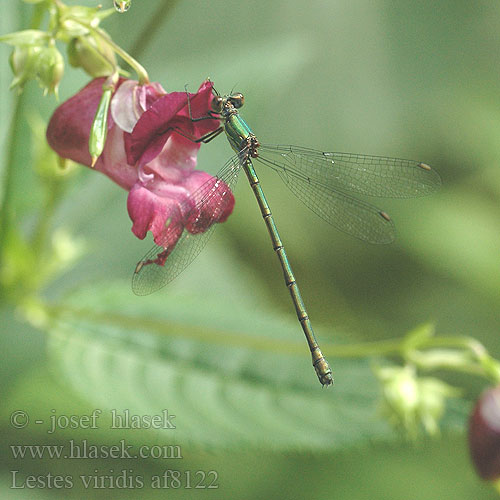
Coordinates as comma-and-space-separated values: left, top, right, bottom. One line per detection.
124, 80, 219, 167
111, 79, 166, 133
46, 77, 122, 166
47, 78, 234, 251
127, 182, 190, 245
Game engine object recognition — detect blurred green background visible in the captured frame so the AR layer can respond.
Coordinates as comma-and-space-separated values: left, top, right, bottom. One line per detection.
1, 0, 500, 498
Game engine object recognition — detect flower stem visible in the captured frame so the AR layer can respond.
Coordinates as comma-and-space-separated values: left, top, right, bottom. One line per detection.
73, 18, 149, 84
0, 94, 24, 296
324, 334, 499, 380
0, 2, 48, 299
31, 179, 63, 256
323, 335, 481, 358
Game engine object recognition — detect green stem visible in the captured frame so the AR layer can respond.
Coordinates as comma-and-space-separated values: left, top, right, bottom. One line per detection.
0, 94, 24, 295
41, 301, 497, 367
31, 179, 63, 256
30, 2, 47, 29
1, 0, 44, 293
323, 335, 487, 358
324, 334, 499, 381
72, 18, 149, 84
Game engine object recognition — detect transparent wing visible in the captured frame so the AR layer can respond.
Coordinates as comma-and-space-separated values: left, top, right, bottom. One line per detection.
132, 154, 242, 296
258, 144, 441, 198
255, 154, 395, 243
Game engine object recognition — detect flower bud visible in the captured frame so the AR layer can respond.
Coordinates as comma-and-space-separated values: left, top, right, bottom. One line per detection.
377, 365, 419, 436
35, 45, 64, 97
8, 45, 40, 91
469, 385, 500, 480
417, 378, 459, 435
67, 35, 116, 78
376, 364, 458, 438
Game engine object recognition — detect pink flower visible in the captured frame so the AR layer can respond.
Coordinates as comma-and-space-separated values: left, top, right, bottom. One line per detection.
46, 77, 235, 260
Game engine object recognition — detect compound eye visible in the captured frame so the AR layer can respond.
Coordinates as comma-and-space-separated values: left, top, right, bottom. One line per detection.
211, 96, 223, 113
230, 93, 244, 108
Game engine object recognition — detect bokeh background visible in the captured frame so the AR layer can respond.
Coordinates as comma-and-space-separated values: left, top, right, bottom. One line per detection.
1, 0, 500, 498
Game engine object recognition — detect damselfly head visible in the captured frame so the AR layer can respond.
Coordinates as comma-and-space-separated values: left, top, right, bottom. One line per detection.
210, 93, 245, 114
211, 95, 224, 113
229, 93, 244, 109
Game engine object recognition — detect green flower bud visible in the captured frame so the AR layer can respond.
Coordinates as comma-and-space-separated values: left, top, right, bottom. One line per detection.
378, 365, 419, 436
67, 35, 116, 78
8, 45, 40, 91
59, 6, 115, 39
35, 45, 64, 97
417, 377, 460, 435
375, 364, 458, 438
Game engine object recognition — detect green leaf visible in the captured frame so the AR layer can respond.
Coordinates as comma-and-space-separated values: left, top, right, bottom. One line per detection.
39, 282, 467, 450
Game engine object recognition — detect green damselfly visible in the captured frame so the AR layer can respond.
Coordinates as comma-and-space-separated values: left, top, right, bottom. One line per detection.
133, 89, 441, 387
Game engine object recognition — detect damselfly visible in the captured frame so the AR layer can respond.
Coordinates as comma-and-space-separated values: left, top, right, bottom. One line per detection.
133, 88, 441, 387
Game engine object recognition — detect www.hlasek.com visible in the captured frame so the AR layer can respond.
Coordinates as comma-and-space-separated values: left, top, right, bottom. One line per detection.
10, 439, 182, 460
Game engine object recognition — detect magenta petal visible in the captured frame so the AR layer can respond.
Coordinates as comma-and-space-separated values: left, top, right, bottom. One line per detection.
46, 78, 122, 166
127, 183, 174, 241
125, 92, 193, 166
127, 182, 189, 248
177, 80, 214, 122
47, 77, 234, 251
111, 80, 167, 133
47, 77, 141, 190
94, 124, 138, 190
137, 81, 167, 114
177, 80, 221, 138
125, 80, 219, 167
143, 135, 199, 182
